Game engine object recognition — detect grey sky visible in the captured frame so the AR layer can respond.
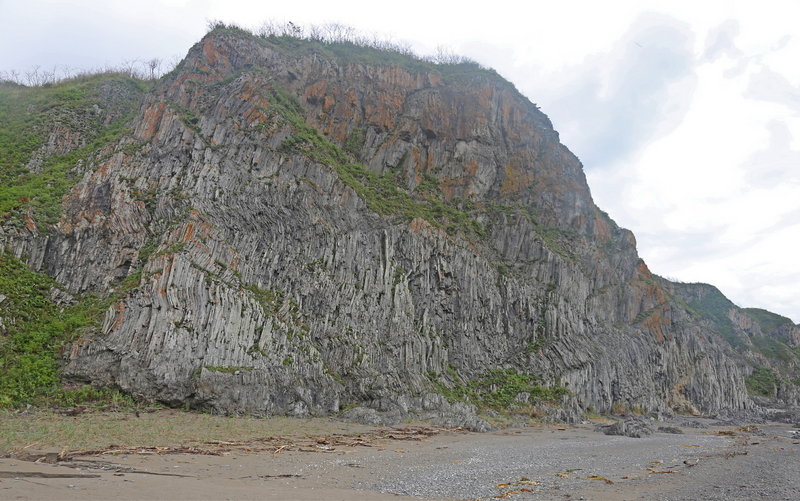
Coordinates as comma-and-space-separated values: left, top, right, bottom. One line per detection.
2, 0, 799, 322
532, 13, 698, 169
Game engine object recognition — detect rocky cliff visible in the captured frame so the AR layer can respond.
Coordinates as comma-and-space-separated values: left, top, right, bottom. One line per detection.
1, 27, 798, 422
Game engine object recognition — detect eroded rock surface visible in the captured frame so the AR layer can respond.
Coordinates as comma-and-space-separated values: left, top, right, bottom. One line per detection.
3, 29, 798, 420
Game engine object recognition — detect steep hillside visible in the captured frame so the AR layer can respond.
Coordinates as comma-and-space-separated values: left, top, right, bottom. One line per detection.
1, 27, 798, 423
666, 281, 799, 404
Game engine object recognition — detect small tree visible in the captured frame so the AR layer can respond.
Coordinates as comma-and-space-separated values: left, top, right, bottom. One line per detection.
147, 58, 161, 80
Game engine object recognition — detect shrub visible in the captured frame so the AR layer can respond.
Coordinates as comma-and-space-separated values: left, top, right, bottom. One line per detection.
0, 252, 142, 407
430, 367, 569, 411
745, 367, 779, 397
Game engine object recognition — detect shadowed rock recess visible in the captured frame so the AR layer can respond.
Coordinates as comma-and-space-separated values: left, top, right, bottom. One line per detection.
3, 28, 798, 425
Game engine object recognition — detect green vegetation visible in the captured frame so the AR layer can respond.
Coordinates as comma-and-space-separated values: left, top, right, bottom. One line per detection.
430, 368, 569, 411
686, 287, 747, 349
0, 253, 123, 407
745, 367, 779, 397
246, 284, 302, 323
524, 338, 546, 354
684, 289, 799, 366
207, 22, 510, 89
534, 223, 576, 260
137, 240, 158, 264
392, 266, 406, 286
155, 241, 187, 257
481, 202, 576, 259
58, 386, 136, 408
323, 364, 345, 385
169, 102, 202, 134
415, 173, 440, 195
245, 283, 309, 340
750, 336, 795, 362
268, 85, 485, 238
743, 308, 794, 335
246, 284, 288, 314
132, 187, 159, 214
0, 74, 146, 229
0, 241, 153, 408
343, 127, 365, 157
341, 161, 485, 237
305, 258, 326, 273
496, 263, 510, 282
203, 365, 254, 373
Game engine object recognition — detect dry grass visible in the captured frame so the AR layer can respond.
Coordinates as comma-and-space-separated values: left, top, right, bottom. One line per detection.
0, 409, 376, 454
582, 411, 616, 424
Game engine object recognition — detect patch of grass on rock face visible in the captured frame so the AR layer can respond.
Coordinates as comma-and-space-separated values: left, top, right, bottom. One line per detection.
268, 86, 485, 239
745, 367, 779, 397
0, 252, 91, 407
0, 252, 140, 408
430, 368, 569, 411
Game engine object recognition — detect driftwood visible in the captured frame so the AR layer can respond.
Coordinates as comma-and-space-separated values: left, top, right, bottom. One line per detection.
15, 425, 467, 462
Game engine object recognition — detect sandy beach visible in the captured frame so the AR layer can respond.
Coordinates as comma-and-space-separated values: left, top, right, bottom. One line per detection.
2, 415, 798, 500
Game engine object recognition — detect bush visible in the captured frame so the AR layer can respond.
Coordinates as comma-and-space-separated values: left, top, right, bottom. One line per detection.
430, 367, 569, 411
746, 367, 779, 397
0, 252, 139, 407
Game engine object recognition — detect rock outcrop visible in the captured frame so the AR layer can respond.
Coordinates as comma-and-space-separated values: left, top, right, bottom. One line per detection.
2, 27, 798, 421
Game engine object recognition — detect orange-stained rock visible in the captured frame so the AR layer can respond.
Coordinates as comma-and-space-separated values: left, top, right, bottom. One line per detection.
4, 28, 772, 423
135, 102, 167, 141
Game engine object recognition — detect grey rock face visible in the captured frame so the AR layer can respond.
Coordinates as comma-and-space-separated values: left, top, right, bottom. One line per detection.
5, 30, 797, 420
598, 419, 654, 438
338, 407, 405, 427
337, 398, 494, 432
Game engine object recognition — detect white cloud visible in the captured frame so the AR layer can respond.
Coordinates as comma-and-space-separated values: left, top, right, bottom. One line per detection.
582, 12, 800, 321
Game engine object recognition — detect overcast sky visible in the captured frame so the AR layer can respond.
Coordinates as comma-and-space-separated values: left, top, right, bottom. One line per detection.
2, 0, 798, 322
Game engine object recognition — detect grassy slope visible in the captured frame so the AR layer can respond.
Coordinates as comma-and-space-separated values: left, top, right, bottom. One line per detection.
0, 74, 147, 407
677, 284, 799, 395
0, 74, 146, 228
743, 307, 794, 335
0, 252, 134, 407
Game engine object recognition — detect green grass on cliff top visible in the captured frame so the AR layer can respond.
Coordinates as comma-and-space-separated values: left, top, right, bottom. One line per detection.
684, 285, 748, 350
743, 307, 794, 334
206, 22, 517, 91
683, 285, 798, 365
0, 74, 146, 229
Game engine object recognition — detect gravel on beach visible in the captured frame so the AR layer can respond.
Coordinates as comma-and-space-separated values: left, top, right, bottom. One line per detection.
2, 418, 797, 500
